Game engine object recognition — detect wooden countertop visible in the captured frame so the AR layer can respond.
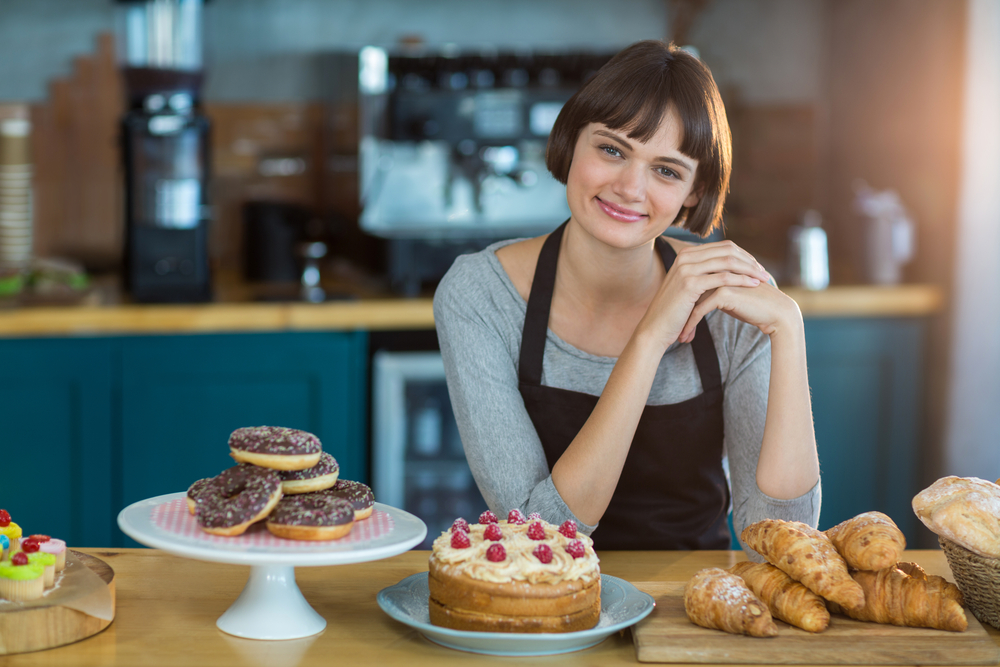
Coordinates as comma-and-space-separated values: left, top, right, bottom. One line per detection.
0, 284, 944, 337
3, 548, 995, 666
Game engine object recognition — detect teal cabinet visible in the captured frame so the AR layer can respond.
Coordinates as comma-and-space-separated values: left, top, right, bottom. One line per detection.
116, 332, 368, 546
0, 332, 367, 548
0, 339, 114, 547
806, 318, 924, 542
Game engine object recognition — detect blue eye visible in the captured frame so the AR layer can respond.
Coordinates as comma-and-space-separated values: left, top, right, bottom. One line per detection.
600, 144, 622, 157
657, 167, 679, 179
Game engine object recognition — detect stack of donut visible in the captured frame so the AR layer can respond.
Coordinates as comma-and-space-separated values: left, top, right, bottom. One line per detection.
186, 426, 375, 541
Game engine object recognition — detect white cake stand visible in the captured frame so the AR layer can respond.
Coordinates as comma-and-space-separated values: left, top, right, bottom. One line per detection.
118, 492, 427, 641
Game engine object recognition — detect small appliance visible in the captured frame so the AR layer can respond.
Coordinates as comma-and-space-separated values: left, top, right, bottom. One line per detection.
117, 0, 212, 302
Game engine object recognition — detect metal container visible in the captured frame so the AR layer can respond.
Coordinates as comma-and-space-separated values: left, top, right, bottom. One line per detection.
787, 209, 829, 290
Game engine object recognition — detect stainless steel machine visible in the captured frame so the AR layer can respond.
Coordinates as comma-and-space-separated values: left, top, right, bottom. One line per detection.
323, 47, 615, 294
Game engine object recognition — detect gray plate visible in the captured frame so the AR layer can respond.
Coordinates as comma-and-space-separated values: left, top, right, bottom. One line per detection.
377, 572, 655, 656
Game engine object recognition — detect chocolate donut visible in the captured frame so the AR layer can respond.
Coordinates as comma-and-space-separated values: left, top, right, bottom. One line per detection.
266, 494, 355, 541
194, 465, 283, 536
186, 477, 213, 514
320, 479, 375, 520
279, 451, 340, 495
228, 426, 322, 471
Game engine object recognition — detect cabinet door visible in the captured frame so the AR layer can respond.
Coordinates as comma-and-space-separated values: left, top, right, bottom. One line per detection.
118, 332, 367, 546
0, 338, 113, 547
806, 318, 924, 541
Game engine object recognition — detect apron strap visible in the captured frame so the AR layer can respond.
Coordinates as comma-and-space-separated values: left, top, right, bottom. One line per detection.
519, 223, 722, 393
518, 221, 566, 386
654, 237, 723, 392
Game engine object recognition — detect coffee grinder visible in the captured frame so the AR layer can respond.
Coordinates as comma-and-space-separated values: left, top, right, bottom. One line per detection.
117, 0, 211, 302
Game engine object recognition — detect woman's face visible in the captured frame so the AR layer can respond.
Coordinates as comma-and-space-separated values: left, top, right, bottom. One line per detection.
565, 109, 701, 250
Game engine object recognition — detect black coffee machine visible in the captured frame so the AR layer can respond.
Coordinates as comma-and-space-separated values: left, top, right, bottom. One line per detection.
117, 0, 212, 302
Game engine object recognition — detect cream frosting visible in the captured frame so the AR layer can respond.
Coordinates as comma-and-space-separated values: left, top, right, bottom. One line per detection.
431, 520, 600, 585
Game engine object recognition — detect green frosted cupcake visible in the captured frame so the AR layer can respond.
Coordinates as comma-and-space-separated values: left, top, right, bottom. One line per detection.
0, 559, 44, 601
25, 552, 56, 588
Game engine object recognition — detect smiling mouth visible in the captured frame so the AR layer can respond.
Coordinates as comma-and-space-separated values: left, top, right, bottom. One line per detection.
596, 197, 646, 222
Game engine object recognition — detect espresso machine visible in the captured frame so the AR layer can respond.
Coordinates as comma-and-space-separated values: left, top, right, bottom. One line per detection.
117, 0, 212, 302
324, 48, 615, 294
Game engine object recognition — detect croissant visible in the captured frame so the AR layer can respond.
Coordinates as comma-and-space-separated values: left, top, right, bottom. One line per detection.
684, 567, 779, 637
825, 512, 906, 571
730, 561, 830, 632
895, 561, 964, 605
741, 519, 865, 612
832, 566, 967, 632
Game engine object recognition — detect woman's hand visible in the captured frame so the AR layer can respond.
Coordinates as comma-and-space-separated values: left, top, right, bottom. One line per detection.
637, 240, 771, 349
677, 280, 801, 344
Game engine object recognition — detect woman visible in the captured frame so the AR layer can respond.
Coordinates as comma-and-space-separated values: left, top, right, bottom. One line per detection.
433, 41, 820, 552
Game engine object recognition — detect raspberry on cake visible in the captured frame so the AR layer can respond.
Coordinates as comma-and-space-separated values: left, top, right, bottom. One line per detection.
428, 517, 601, 633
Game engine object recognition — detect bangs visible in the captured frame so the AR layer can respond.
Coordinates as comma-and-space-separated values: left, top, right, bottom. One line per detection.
590, 63, 717, 166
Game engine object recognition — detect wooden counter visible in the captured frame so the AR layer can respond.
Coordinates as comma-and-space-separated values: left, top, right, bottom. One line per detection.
0, 284, 944, 337
2, 548, 995, 666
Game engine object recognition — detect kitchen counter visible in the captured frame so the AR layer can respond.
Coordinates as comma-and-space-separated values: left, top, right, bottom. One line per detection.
0, 284, 944, 337
2, 548, 995, 666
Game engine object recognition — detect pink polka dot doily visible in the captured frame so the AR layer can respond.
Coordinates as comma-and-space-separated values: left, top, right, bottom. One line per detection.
151, 498, 394, 550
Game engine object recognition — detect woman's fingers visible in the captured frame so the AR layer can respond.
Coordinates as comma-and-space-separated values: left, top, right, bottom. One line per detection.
675, 256, 767, 283
676, 269, 760, 301
678, 281, 792, 343
679, 288, 737, 343
673, 242, 770, 282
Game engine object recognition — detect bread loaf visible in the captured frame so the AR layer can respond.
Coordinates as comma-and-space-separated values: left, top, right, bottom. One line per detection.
912, 476, 1000, 559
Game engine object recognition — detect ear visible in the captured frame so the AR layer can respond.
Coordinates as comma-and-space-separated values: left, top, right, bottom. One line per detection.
682, 183, 704, 209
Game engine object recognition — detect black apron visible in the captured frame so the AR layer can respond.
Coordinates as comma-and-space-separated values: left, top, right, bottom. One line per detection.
517, 222, 730, 550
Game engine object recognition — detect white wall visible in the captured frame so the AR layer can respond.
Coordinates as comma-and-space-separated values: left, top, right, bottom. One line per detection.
0, 0, 668, 102
0, 0, 827, 104
944, 0, 1000, 478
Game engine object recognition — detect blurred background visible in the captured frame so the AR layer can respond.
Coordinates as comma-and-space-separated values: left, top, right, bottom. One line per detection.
0, 0, 996, 550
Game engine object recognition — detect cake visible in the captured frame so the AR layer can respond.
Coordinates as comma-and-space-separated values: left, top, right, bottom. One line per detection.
428, 511, 601, 633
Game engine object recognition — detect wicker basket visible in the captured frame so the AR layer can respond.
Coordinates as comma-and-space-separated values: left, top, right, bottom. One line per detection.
939, 536, 1000, 629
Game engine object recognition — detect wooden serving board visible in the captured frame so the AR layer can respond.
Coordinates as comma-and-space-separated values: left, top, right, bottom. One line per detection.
633, 582, 1000, 664
0, 551, 115, 655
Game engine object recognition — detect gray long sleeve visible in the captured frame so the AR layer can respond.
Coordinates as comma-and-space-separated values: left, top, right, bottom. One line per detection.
433, 239, 820, 557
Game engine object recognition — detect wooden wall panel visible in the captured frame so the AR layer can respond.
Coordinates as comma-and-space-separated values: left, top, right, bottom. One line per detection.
204, 102, 325, 275
31, 32, 123, 270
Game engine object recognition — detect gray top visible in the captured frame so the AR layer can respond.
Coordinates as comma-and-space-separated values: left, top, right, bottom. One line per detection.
433, 238, 821, 558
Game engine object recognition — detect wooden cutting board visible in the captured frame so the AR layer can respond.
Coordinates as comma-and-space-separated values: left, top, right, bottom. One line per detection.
0, 551, 115, 655
633, 582, 1000, 664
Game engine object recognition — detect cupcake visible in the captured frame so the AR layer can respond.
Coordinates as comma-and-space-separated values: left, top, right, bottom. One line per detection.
0, 509, 22, 545
25, 552, 56, 588
20, 540, 56, 587
0, 553, 45, 601
25, 535, 66, 571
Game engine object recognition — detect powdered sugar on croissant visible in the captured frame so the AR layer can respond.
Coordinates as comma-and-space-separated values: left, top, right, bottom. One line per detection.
684, 567, 779, 638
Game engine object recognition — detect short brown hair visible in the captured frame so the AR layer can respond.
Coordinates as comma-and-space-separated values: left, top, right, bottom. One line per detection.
546, 41, 732, 237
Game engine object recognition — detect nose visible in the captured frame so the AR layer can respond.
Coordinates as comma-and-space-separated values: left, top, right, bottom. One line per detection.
611, 162, 645, 203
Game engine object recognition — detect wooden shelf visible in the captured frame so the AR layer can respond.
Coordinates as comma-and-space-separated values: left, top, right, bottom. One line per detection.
0, 285, 944, 337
